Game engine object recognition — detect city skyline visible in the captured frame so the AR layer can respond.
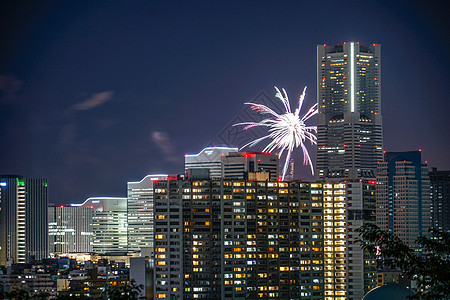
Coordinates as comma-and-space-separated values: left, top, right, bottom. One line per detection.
1, 1, 449, 204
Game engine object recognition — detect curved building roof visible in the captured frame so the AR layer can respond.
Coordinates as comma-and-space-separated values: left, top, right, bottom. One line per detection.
363, 284, 414, 300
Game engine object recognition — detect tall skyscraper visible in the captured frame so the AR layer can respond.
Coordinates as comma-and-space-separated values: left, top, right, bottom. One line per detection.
25, 178, 49, 262
316, 42, 383, 180
72, 197, 127, 255
185, 147, 238, 179
0, 175, 48, 264
376, 151, 432, 247
48, 205, 93, 254
0, 176, 26, 264
428, 168, 450, 233
127, 174, 167, 256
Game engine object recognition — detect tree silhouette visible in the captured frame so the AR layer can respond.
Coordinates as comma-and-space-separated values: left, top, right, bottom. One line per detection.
357, 223, 450, 299
108, 279, 144, 300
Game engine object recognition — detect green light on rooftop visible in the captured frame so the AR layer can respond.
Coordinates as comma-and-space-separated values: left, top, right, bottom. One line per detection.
17, 178, 25, 187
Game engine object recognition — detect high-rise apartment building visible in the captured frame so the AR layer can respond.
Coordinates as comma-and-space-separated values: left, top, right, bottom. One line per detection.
376, 151, 432, 247
428, 168, 450, 233
72, 197, 127, 255
127, 174, 167, 256
48, 205, 93, 254
152, 178, 377, 300
185, 147, 238, 179
221, 152, 279, 181
344, 181, 377, 299
316, 42, 383, 180
0, 175, 48, 264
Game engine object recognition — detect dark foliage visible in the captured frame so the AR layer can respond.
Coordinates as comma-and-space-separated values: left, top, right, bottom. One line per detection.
108, 279, 144, 300
357, 223, 450, 299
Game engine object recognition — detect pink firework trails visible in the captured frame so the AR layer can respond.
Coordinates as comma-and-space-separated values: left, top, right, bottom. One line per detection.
235, 86, 318, 180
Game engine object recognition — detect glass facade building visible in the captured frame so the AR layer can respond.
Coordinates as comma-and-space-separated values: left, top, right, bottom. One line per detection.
316, 42, 383, 180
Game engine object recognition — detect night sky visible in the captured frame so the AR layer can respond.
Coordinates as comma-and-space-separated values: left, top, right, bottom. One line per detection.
1, 0, 449, 205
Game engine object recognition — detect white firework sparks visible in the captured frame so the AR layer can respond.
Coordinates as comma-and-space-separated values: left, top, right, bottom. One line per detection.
235, 86, 318, 180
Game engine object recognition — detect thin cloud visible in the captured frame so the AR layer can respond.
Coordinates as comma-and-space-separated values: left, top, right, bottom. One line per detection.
152, 130, 179, 163
0, 74, 22, 102
72, 91, 114, 110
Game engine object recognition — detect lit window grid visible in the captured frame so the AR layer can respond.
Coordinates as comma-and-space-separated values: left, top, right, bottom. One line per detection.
323, 185, 347, 299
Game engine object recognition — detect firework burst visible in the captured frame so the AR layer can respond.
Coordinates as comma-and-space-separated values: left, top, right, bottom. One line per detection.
235, 86, 317, 180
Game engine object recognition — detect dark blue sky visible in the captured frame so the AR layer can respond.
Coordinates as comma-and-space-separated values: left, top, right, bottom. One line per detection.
1, 0, 449, 204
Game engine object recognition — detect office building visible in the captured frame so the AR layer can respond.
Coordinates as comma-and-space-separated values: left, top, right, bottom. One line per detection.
429, 168, 450, 233
0, 176, 26, 264
376, 151, 432, 247
127, 174, 168, 256
25, 178, 49, 262
185, 147, 238, 179
0, 175, 48, 264
48, 205, 93, 254
72, 197, 127, 255
316, 42, 383, 180
222, 152, 279, 181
